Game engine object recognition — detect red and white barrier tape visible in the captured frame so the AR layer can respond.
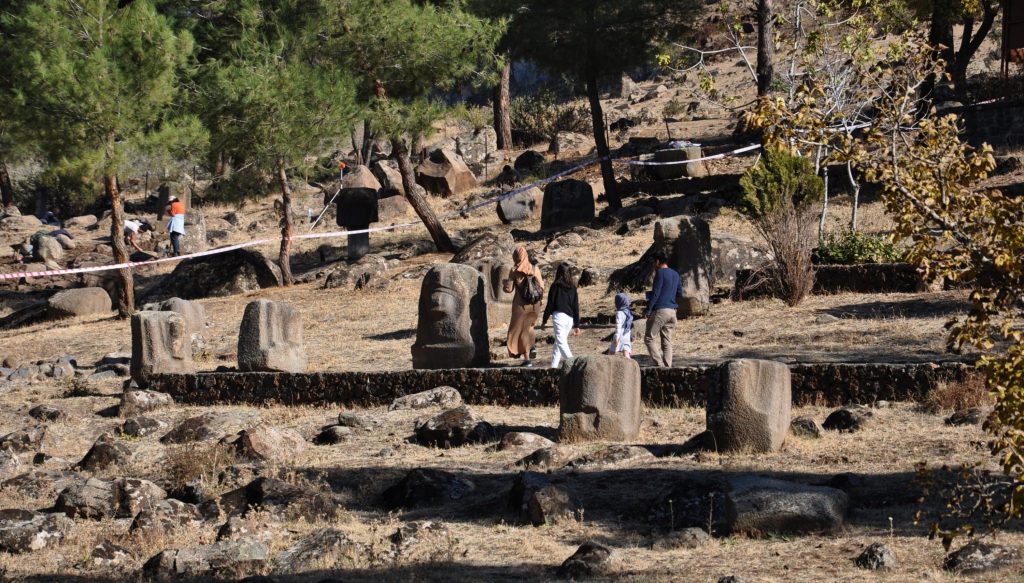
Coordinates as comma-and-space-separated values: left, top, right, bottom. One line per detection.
618, 143, 760, 166
2, 143, 762, 282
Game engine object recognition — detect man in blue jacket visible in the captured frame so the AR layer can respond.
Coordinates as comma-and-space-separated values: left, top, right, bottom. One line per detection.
644, 251, 682, 367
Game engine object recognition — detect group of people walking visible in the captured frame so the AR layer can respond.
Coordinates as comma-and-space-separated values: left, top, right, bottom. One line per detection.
502, 246, 682, 369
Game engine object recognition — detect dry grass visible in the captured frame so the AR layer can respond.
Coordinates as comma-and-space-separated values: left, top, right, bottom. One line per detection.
0, 369, 1016, 582
922, 375, 993, 414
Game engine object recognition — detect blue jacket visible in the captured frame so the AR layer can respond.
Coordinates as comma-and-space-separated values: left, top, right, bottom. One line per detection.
646, 267, 682, 315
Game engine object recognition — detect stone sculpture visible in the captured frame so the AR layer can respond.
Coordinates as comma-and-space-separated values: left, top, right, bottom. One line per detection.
411, 263, 489, 369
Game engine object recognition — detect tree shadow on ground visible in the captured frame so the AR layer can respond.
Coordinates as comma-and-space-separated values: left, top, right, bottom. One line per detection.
297, 462, 1013, 539
821, 297, 969, 320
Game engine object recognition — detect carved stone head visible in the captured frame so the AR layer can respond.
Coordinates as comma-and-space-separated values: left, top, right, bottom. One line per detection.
468, 257, 514, 328
411, 263, 489, 369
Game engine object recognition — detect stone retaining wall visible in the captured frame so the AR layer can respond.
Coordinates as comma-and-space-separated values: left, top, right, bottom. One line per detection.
151, 361, 977, 408
735, 263, 932, 298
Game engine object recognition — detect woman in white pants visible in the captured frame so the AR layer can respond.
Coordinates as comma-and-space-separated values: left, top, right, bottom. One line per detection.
541, 263, 580, 368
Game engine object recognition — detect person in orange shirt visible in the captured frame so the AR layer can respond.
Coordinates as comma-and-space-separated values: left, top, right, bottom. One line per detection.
165, 196, 186, 256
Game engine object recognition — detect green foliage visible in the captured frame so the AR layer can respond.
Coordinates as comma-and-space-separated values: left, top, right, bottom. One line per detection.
812, 230, 903, 265
509, 89, 590, 145
739, 149, 824, 219
1, 0, 202, 178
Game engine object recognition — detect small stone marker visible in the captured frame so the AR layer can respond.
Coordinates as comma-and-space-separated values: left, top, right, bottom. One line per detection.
706, 359, 791, 453
558, 355, 642, 443
237, 300, 306, 373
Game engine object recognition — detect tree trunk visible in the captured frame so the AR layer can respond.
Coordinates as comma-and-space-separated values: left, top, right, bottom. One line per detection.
106, 173, 134, 318
585, 71, 620, 210
493, 57, 513, 150
818, 165, 829, 238
360, 119, 374, 164
276, 161, 294, 286
0, 160, 13, 208
923, 0, 956, 103
951, 1, 998, 100
847, 161, 860, 231
352, 130, 363, 166
392, 137, 455, 253
756, 0, 775, 96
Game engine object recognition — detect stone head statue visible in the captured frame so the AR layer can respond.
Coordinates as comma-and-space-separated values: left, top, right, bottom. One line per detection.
411, 263, 489, 369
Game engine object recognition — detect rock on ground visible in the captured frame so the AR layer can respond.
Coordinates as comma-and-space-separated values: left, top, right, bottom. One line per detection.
822, 407, 871, 432
557, 541, 614, 579
413, 406, 494, 448
943, 540, 1022, 575
228, 424, 306, 462
507, 472, 580, 526
77, 432, 132, 471
497, 432, 555, 452
273, 529, 364, 574
54, 477, 166, 520
161, 412, 261, 444
389, 386, 463, 411
726, 475, 848, 536
856, 542, 897, 570
121, 416, 167, 438
381, 468, 476, 510
46, 287, 111, 319
143, 537, 269, 581
119, 390, 174, 417
790, 415, 822, 438
0, 509, 72, 553
130, 499, 203, 534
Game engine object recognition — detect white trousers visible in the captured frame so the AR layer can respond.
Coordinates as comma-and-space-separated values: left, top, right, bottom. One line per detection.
551, 311, 574, 368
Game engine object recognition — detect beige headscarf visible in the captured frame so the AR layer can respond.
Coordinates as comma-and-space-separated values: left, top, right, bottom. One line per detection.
512, 246, 533, 276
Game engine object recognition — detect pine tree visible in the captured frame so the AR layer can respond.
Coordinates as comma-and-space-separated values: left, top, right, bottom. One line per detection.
313, 0, 504, 253
2, 0, 199, 317
188, 0, 360, 284
479, 0, 702, 210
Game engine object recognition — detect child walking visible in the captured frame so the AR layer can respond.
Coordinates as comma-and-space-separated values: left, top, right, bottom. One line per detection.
541, 263, 580, 368
607, 292, 634, 358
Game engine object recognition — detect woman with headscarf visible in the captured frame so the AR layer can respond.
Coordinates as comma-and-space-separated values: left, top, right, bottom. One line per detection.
503, 246, 545, 366
607, 292, 634, 359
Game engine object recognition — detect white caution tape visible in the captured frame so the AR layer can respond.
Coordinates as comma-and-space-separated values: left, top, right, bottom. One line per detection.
3, 143, 763, 282
619, 143, 761, 166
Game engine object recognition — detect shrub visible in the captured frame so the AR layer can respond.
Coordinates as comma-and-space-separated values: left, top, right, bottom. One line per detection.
509, 88, 590, 146
813, 230, 903, 265
739, 148, 823, 218
922, 375, 992, 414
739, 148, 823, 306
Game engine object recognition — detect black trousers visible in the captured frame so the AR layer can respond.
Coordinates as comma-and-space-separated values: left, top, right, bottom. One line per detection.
170, 232, 182, 256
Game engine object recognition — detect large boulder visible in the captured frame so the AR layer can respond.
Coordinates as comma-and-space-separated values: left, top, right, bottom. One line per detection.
411, 263, 489, 369
658, 217, 713, 317
456, 126, 501, 178
558, 355, 642, 443
55, 477, 166, 520
77, 433, 132, 471
46, 287, 111, 319
371, 160, 405, 196
541, 180, 594, 230
706, 359, 792, 453
65, 214, 98, 229
341, 164, 382, 191
648, 475, 847, 536
130, 499, 203, 535
147, 248, 282, 300
497, 187, 543, 224
237, 299, 306, 373
711, 234, 771, 287
727, 475, 848, 536
161, 412, 261, 444
0, 509, 73, 554
548, 132, 594, 158
944, 540, 1022, 575
514, 150, 545, 175
130, 311, 193, 388
229, 424, 306, 462
451, 232, 515, 264
415, 148, 478, 197
143, 538, 268, 581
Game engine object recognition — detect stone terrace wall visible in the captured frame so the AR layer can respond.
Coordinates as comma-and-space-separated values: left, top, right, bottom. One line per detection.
958, 100, 1024, 151
152, 361, 977, 408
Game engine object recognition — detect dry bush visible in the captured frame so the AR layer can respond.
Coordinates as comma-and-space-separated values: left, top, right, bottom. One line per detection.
163, 442, 240, 494
750, 202, 818, 306
922, 374, 992, 413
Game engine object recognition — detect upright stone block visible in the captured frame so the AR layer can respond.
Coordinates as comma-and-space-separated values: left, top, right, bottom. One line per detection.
558, 355, 642, 442
466, 257, 515, 329
237, 300, 306, 373
131, 312, 193, 388
541, 180, 594, 230
411, 264, 489, 369
706, 359, 791, 453
335, 187, 379, 261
